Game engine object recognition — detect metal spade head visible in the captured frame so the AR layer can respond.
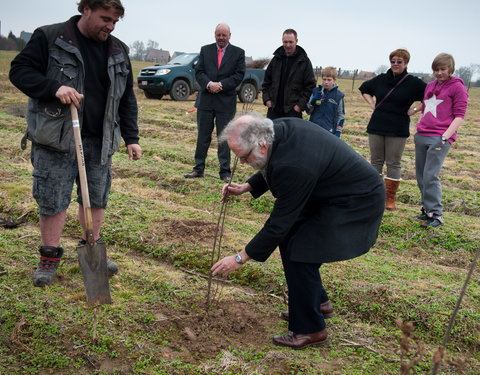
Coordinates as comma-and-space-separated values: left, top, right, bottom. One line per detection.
76, 238, 112, 305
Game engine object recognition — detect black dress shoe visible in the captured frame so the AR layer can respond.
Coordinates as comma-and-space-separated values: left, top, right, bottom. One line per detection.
184, 171, 204, 178
220, 175, 231, 183
281, 300, 334, 321
273, 329, 328, 349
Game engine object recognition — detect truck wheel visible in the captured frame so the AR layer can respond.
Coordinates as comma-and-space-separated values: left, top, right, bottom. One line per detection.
170, 79, 190, 101
238, 83, 257, 103
144, 91, 163, 100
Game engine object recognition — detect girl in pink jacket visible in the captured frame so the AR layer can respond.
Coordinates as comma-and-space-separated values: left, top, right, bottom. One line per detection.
413, 53, 468, 227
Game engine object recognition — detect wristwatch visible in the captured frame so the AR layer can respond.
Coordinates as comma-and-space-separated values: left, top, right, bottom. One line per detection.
234, 253, 244, 264
441, 136, 448, 143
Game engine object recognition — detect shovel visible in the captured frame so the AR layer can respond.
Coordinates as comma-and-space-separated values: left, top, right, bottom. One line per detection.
70, 103, 112, 305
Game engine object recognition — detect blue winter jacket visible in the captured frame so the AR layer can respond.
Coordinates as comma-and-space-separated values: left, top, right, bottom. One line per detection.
307, 84, 345, 137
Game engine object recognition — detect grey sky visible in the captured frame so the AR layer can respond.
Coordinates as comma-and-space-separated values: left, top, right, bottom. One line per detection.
1, 0, 479, 77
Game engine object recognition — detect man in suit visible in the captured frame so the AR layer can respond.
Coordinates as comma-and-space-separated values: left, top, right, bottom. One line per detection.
211, 113, 385, 349
184, 23, 245, 182
262, 29, 316, 120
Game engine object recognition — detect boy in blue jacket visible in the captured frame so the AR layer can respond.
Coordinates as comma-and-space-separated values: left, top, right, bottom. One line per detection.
307, 67, 345, 137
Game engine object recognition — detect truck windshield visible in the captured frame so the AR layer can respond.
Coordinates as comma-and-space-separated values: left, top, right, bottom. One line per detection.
169, 54, 198, 65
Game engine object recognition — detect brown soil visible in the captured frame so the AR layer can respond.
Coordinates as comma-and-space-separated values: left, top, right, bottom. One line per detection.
150, 298, 279, 362
155, 218, 221, 246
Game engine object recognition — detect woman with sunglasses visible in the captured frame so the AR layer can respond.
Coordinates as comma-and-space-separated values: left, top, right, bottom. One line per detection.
359, 48, 426, 210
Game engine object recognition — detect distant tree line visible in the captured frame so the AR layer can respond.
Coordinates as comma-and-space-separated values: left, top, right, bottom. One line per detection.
373, 63, 480, 88
0, 32, 26, 51
129, 40, 160, 61
455, 64, 480, 89
11, 33, 474, 87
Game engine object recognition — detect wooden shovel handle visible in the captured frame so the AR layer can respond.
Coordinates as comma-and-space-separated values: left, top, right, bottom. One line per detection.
70, 104, 94, 246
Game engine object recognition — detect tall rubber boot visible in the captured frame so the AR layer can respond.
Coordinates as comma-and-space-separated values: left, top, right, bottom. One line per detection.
385, 178, 400, 211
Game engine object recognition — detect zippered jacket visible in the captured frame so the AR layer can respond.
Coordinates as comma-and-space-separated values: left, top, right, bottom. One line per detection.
10, 16, 138, 165
416, 76, 468, 143
308, 84, 345, 135
262, 45, 316, 112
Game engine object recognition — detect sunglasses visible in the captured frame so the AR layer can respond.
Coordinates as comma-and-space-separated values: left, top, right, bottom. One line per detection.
390, 60, 405, 65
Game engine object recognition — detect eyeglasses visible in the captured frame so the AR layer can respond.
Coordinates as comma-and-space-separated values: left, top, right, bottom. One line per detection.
239, 148, 253, 162
390, 60, 405, 65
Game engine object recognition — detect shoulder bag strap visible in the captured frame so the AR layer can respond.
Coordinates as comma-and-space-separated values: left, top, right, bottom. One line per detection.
375, 74, 409, 109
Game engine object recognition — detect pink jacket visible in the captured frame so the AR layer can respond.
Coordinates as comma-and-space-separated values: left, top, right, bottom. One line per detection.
416, 76, 468, 143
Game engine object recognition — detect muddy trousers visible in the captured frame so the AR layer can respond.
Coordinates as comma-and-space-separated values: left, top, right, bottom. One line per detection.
279, 237, 327, 334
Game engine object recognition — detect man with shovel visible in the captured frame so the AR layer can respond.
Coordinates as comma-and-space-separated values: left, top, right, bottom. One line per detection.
212, 113, 384, 349
9, 0, 141, 287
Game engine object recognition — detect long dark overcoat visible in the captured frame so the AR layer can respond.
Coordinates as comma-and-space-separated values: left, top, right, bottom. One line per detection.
245, 118, 385, 263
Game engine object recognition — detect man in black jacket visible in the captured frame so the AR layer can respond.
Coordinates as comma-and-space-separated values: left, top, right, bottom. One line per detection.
9, 0, 141, 287
262, 29, 316, 120
212, 113, 384, 349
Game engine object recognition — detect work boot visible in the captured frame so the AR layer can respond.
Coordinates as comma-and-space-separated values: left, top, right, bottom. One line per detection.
33, 246, 64, 287
106, 259, 119, 276
78, 239, 118, 276
385, 178, 401, 211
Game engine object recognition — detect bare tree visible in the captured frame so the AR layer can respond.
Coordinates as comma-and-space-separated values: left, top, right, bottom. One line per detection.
375, 65, 389, 75
144, 40, 160, 62
469, 63, 480, 81
455, 66, 472, 86
130, 40, 146, 61
146, 40, 159, 50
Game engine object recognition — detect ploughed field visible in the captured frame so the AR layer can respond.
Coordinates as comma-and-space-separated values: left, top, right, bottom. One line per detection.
0, 51, 479, 374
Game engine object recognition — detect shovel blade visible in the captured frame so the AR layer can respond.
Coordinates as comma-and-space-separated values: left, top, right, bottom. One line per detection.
77, 239, 112, 305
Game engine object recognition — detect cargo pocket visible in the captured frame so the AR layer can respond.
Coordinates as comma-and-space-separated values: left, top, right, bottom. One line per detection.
28, 100, 73, 153
48, 51, 79, 85
32, 168, 55, 211
27, 50, 80, 152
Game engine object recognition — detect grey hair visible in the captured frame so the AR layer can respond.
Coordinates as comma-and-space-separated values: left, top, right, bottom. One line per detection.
215, 23, 231, 33
219, 112, 275, 149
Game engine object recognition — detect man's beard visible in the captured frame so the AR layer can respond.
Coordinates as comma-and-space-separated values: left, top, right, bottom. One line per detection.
249, 149, 268, 170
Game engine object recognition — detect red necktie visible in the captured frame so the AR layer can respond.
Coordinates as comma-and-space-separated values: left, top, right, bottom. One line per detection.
217, 48, 223, 68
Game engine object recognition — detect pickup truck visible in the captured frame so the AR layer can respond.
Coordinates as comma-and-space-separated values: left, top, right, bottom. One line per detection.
137, 53, 265, 103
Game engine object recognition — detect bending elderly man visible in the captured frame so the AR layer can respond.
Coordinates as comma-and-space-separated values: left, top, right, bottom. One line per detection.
212, 113, 384, 349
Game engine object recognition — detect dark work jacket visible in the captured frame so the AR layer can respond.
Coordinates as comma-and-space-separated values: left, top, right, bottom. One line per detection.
359, 69, 426, 137
9, 16, 138, 164
195, 43, 245, 113
245, 118, 385, 263
262, 45, 316, 112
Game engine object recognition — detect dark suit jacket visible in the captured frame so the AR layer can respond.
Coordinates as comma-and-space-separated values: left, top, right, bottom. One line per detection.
245, 118, 385, 264
195, 43, 245, 113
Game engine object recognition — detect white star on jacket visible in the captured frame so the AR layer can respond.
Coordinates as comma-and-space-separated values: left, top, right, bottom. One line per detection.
423, 94, 443, 118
